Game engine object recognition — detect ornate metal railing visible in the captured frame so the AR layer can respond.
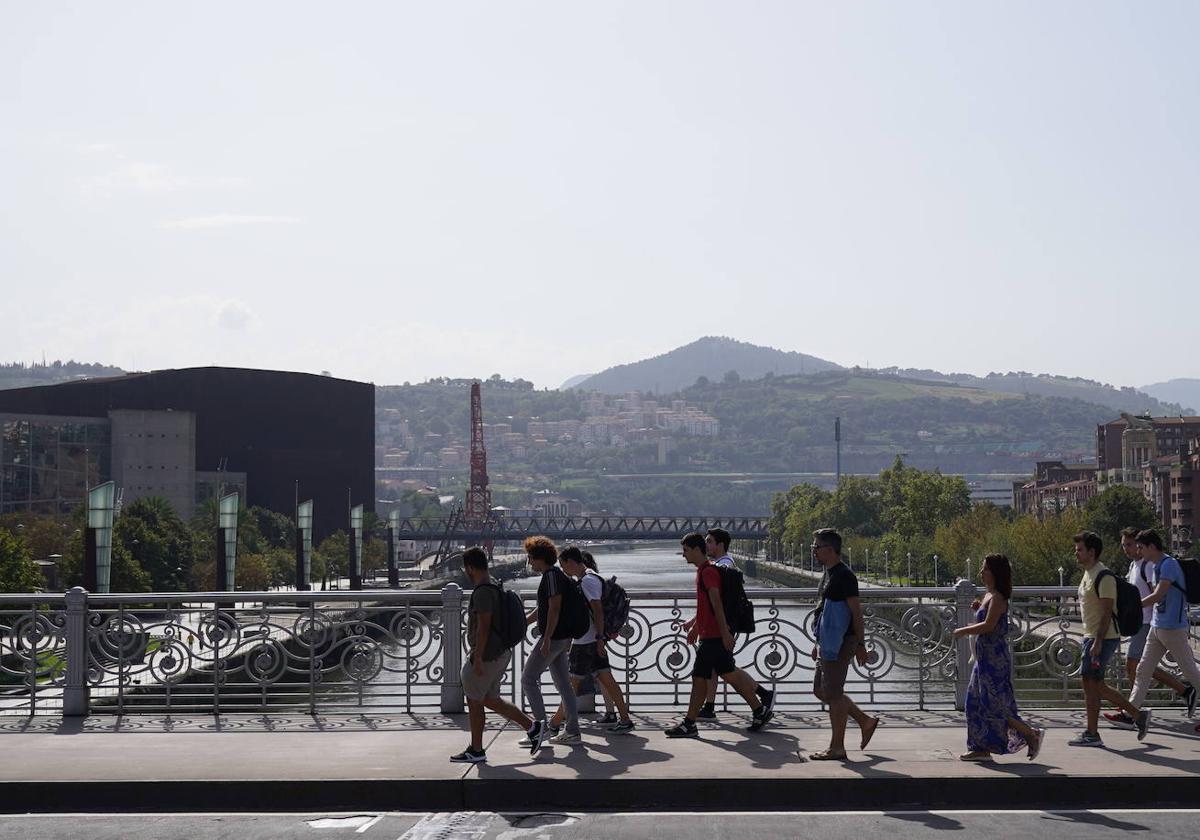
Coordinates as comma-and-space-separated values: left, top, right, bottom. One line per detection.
1, 583, 1195, 716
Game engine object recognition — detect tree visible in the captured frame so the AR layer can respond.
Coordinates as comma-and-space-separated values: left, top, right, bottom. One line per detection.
316, 531, 350, 584
1085, 486, 1159, 564
0, 529, 44, 593
115, 497, 196, 592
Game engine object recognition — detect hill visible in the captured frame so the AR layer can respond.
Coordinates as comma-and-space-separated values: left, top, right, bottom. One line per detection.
564, 336, 842, 393
1141, 378, 1200, 414
0, 360, 126, 391
874, 367, 1186, 416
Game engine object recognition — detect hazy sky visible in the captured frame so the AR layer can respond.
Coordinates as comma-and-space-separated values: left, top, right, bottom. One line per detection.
2, 2, 1196, 389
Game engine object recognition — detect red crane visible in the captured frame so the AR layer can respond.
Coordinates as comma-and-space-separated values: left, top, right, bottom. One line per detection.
465, 381, 492, 529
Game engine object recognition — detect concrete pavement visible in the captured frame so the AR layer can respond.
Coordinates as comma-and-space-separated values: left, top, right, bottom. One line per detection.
1, 709, 1198, 813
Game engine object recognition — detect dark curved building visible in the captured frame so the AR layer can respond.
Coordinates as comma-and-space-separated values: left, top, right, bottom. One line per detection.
0, 367, 373, 538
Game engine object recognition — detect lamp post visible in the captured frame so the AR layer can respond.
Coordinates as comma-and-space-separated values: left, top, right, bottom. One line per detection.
84, 481, 115, 594
933, 554, 940, 586
349, 503, 363, 591
1058, 566, 1065, 588
865, 547, 870, 576
295, 499, 313, 592
907, 552, 912, 585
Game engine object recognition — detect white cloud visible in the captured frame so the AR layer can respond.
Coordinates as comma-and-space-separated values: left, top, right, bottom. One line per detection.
215, 300, 255, 331
158, 214, 302, 230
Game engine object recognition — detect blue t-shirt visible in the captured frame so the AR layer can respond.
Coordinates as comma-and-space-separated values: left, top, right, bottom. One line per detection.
1152, 555, 1189, 630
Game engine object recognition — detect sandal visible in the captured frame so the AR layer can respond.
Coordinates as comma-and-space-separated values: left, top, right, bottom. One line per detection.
810, 749, 849, 761
860, 716, 881, 750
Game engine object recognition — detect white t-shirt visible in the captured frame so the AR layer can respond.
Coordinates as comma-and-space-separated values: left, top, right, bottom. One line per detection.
1127, 558, 1154, 625
715, 554, 735, 568
573, 570, 604, 645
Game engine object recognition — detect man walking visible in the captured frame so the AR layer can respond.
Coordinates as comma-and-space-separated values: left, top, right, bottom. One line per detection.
665, 532, 774, 738
1104, 527, 1193, 729
1069, 531, 1148, 747
1126, 530, 1200, 730
810, 528, 879, 760
548, 546, 635, 734
520, 535, 583, 753
450, 547, 534, 763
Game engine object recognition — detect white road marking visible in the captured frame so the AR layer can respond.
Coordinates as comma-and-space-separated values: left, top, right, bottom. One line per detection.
308, 815, 379, 829
397, 811, 491, 840
357, 814, 385, 833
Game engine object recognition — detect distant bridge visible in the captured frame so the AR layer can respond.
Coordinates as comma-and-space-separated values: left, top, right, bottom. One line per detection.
393, 515, 770, 543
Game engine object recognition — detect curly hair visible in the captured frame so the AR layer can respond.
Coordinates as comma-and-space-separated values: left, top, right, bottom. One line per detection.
523, 535, 558, 564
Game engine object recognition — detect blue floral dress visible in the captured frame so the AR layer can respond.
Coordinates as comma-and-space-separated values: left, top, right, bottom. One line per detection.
965, 602, 1028, 754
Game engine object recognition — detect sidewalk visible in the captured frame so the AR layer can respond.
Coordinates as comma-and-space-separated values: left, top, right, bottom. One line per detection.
1, 709, 1197, 813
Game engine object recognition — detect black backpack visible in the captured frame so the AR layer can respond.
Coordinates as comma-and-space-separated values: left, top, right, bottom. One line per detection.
716, 565, 756, 634
554, 572, 592, 640
1170, 557, 1200, 605
597, 573, 631, 640
1095, 569, 1143, 637
476, 582, 527, 650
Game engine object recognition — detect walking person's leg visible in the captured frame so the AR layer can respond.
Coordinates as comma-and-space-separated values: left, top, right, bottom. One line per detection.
1158, 627, 1200, 700
1129, 629, 1168, 710
546, 640, 580, 736
521, 642, 551, 724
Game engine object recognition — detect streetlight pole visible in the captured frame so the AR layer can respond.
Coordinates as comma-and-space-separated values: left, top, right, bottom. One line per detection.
1058, 566, 1065, 588
907, 552, 912, 585
933, 554, 939, 586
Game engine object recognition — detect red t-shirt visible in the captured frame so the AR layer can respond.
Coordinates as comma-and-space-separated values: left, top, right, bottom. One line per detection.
694, 564, 724, 639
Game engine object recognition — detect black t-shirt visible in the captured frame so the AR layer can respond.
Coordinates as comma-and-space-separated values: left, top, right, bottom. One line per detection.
536, 566, 571, 638
814, 562, 859, 634
819, 562, 859, 603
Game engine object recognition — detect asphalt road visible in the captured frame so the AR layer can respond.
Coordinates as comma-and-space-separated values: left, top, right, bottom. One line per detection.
1, 810, 1198, 840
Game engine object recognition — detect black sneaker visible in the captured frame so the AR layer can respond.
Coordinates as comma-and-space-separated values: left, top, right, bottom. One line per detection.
747, 702, 774, 732
1183, 684, 1197, 718
526, 720, 549, 755
598, 712, 619, 725
696, 703, 717, 720
757, 686, 776, 718
449, 745, 486, 763
664, 719, 699, 738
608, 719, 636, 734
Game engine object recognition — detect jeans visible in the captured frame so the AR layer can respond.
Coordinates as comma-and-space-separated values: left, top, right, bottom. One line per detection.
1129, 626, 1200, 708
521, 636, 580, 734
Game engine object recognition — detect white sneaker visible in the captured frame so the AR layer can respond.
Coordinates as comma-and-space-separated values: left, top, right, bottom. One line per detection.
549, 730, 582, 745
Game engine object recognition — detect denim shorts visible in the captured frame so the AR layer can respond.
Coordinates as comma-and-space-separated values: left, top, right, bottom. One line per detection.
1081, 637, 1120, 679
1125, 625, 1150, 661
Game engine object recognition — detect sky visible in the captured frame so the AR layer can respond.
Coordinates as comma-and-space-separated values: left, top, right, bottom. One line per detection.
2, 2, 1196, 389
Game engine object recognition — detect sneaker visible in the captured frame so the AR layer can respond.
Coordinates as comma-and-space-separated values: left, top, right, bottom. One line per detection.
518, 723, 559, 747
1068, 731, 1104, 748
747, 702, 774, 732
524, 720, 549, 755
1027, 727, 1046, 762
449, 745, 486, 763
757, 686, 776, 718
598, 712, 618, 725
607, 719, 636, 734
1183, 684, 1197, 718
695, 703, 717, 720
1103, 711, 1136, 730
549, 730, 582, 746
664, 719, 699, 738
1136, 708, 1152, 741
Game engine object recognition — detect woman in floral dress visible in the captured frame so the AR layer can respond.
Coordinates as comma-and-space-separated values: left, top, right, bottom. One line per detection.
952, 554, 1046, 761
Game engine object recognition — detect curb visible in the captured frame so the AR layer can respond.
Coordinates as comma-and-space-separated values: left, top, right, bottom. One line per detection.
3, 775, 1199, 814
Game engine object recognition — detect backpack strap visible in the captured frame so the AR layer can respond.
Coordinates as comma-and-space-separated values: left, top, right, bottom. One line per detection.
1094, 569, 1120, 627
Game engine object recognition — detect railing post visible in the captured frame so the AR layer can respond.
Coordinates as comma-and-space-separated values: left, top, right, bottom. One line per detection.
440, 583, 464, 714
63, 586, 90, 716
953, 577, 976, 711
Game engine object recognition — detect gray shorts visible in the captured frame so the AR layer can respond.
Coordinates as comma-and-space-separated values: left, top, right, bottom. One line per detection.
1126, 625, 1150, 661
462, 648, 511, 702
814, 635, 856, 703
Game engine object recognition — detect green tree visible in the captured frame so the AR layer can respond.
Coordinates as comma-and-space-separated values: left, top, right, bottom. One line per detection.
316, 531, 349, 585
116, 497, 196, 591
0, 528, 44, 592
1085, 485, 1159, 564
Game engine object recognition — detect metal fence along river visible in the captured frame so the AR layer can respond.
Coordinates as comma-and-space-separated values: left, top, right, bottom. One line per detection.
1, 584, 1196, 716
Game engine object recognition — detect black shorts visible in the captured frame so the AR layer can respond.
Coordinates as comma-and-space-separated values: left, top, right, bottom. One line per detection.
569, 642, 611, 678
692, 638, 737, 680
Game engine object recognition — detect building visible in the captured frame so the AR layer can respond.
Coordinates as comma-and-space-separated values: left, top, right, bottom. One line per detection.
1012, 461, 1099, 518
0, 367, 373, 538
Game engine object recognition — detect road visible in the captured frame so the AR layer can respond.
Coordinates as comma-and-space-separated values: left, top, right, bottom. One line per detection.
1, 810, 1198, 840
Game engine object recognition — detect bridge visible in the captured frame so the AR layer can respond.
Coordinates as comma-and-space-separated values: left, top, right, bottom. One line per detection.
391, 515, 769, 543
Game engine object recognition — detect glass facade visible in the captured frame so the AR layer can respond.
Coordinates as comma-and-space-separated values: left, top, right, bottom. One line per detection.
0, 414, 111, 515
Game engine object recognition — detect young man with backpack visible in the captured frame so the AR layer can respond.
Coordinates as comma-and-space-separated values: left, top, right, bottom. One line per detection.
1126, 529, 1200, 726
451, 546, 535, 763
519, 535, 585, 752
684, 527, 773, 720
664, 532, 773, 738
1104, 527, 1193, 730
1070, 531, 1149, 747
547, 546, 635, 734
